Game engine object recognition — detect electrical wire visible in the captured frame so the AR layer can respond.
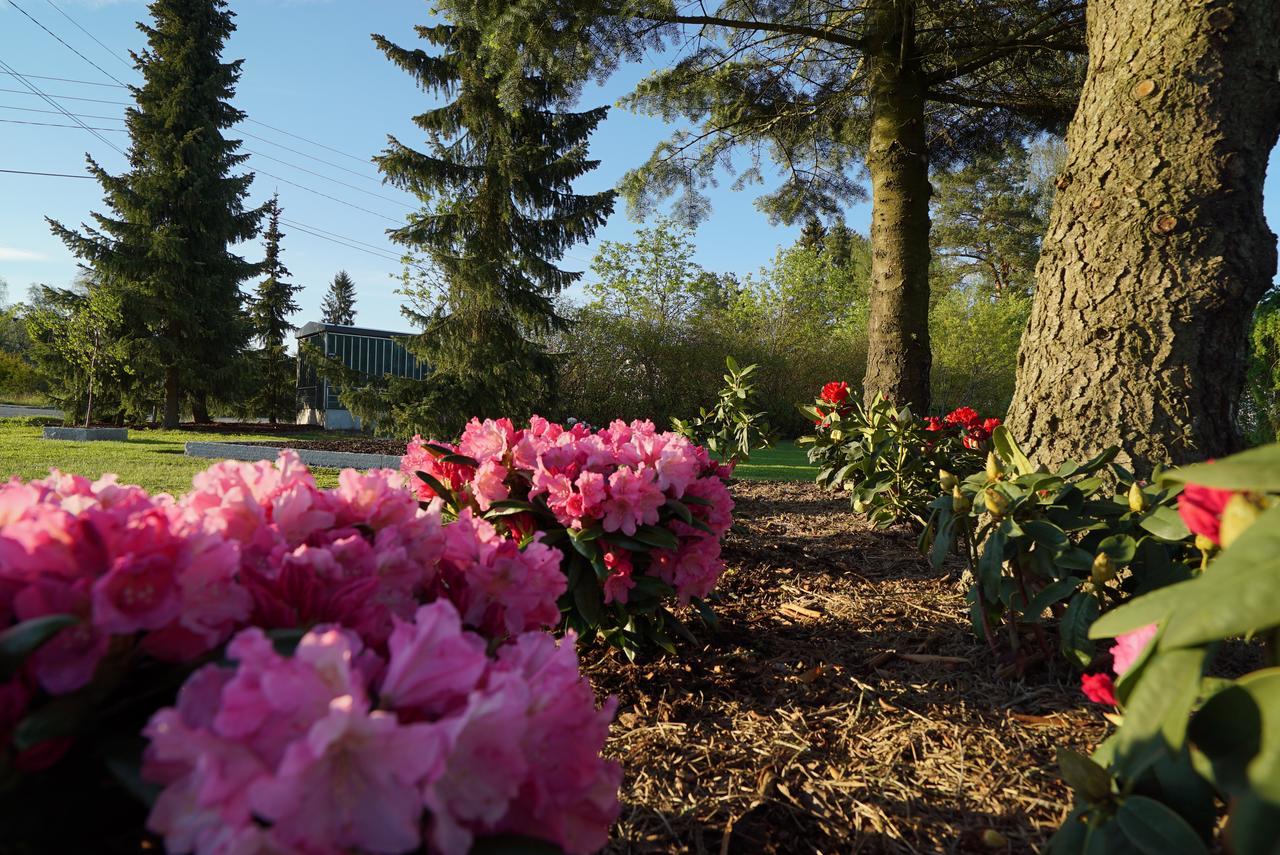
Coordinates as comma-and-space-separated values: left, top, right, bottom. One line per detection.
42, 0, 138, 73
4, 0, 131, 87
0, 59, 125, 154
0, 166, 92, 178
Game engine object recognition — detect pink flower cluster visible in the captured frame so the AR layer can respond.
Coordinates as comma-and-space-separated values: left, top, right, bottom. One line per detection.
402, 416, 735, 606
1080, 622, 1159, 706
143, 601, 620, 855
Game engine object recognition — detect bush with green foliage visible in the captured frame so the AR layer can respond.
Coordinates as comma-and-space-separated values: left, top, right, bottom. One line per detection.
928, 285, 1032, 417
1048, 444, 1280, 854
1242, 288, 1280, 443
671, 356, 775, 464
800, 392, 998, 529
922, 428, 1196, 668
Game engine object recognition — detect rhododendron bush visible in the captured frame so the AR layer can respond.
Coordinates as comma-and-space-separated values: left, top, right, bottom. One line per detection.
922, 427, 1196, 669
401, 416, 734, 656
0, 453, 619, 854
1049, 444, 1280, 854
799, 390, 999, 528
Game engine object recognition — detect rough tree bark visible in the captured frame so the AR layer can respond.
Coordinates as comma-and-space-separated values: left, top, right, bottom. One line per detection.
863, 0, 933, 409
163, 365, 180, 429
1009, 0, 1280, 476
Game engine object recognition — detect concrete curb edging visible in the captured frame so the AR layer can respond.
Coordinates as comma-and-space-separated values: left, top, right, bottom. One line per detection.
43, 427, 130, 442
184, 441, 402, 471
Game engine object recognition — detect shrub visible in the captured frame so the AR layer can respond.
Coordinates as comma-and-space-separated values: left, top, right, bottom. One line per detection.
0, 453, 619, 854
799, 391, 997, 528
1049, 444, 1280, 854
401, 416, 735, 656
671, 356, 776, 464
922, 428, 1196, 668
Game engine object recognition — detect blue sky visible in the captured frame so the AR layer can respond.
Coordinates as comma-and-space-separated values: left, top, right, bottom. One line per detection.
1, 0, 1277, 336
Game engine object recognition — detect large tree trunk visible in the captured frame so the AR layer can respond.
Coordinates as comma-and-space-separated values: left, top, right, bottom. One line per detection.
163, 365, 180, 429
862, 0, 932, 410
1009, 0, 1280, 477
191, 392, 212, 425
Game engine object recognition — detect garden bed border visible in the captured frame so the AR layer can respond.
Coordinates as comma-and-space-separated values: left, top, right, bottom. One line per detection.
43, 427, 130, 442
184, 441, 401, 470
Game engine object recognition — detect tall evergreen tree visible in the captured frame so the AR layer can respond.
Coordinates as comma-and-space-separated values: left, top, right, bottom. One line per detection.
249, 194, 301, 423
372, 20, 615, 434
48, 0, 264, 429
437, 0, 1085, 410
320, 270, 357, 325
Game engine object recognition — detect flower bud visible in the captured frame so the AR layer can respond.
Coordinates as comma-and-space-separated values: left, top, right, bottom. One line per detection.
1219, 494, 1264, 549
852, 498, 867, 514
952, 485, 971, 515
1091, 552, 1116, 584
1195, 534, 1217, 554
984, 487, 1009, 517
939, 469, 958, 491
986, 452, 1003, 482
1127, 482, 1145, 513
982, 829, 1009, 849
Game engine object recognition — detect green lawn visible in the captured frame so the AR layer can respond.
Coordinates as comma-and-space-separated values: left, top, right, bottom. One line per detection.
1, 420, 816, 494
0, 421, 343, 494
732, 441, 817, 482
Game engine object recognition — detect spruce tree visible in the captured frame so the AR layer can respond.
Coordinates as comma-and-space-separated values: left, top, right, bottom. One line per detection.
249, 194, 301, 423
48, 0, 264, 428
372, 21, 615, 433
320, 270, 357, 326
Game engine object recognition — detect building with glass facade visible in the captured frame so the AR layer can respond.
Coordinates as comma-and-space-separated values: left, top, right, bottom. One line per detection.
295, 322, 425, 429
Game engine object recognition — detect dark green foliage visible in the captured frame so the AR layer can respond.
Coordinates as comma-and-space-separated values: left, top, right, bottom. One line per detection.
671, 356, 776, 464
47, 0, 265, 429
1243, 288, 1280, 443
931, 139, 1061, 299
248, 194, 301, 424
320, 270, 357, 326
372, 20, 615, 436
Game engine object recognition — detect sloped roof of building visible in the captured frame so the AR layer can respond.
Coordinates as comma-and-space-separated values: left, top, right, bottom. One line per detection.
295, 321, 413, 340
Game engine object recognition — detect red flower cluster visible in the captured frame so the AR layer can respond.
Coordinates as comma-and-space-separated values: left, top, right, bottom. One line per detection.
1177, 481, 1233, 545
814, 381, 854, 424
929, 407, 1003, 449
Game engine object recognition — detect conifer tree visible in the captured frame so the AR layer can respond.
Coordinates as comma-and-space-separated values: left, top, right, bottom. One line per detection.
372, 21, 615, 433
320, 270, 357, 326
48, 0, 264, 428
249, 194, 300, 423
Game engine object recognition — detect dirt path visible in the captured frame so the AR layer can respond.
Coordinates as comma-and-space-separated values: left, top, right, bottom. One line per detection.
587, 481, 1105, 854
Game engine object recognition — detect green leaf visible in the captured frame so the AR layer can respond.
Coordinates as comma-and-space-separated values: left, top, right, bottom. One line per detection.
1098, 534, 1138, 566
1189, 668, 1280, 806
663, 498, 693, 524
992, 425, 1034, 475
1113, 648, 1207, 779
567, 531, 600, 561
571, 576, 604, 629
469, 833, 565, 855
1090, 583, 1190, 639
1166, 444, 1280, 492
1160, 505, 1280, 648
422, 442, 454, 458
692, 596, 720, 632
1059, 747, 1113, 801
1139, 506, 1191, 541
1114, 795, 1209, 855
0, 614, 77, 681
1026, 577, 1083, 617
439, 452, 479, 468
977, 525, 1009, 597
414, 470, 455, 508
1061, 593, 1100, 667
633, 524, 679, 551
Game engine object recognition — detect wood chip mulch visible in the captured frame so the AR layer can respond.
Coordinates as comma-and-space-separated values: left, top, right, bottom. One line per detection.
584, 481, 1107, 854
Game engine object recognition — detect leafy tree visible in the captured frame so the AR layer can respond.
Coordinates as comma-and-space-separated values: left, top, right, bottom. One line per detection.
1243, 289, 1280, 444
372, 20, 615, 436
931, 140, 1056, 299
320, 270, 357, 326
48, 0, 265, 429
440, 0, 1085, 410
249, 194, 301, 424
1010, 0, 1280, 477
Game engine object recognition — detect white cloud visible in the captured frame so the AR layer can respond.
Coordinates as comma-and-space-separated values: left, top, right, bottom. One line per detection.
0, 246, 48, 262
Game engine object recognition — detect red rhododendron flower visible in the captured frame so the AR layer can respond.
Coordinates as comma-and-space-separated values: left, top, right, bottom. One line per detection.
923, 416, 945, 432
1178, 482, 1234, 545
982, 417, 1002, 433
1080, 672, 1118, 706
944, 406, 980, 428
820, 381, 851, 405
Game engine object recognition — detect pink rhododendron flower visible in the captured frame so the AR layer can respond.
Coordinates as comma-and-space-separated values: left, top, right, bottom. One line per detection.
602, 467, 665, 536
471, 459, 511, 511
601, 544, 636, 605
1111, 623, 1158, 677
380, 601, 488, 716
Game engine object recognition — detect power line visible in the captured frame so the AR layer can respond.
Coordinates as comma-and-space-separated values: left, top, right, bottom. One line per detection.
4, 0, 131, 87
0, 59, 125, 154
239, 128, 381, 183
0, 116, 122, 131
0, 102, 123, 122
0, 166, 91, 178
42, 0, 137, 73
245, 117, 375, 167
253, 168, 402, 224
0, 86, 129, 105
0, 69, 123, 88
243, 147, 413, 209
280, 217, 397, 256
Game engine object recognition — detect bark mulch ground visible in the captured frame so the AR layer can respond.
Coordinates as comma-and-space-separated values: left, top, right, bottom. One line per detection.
239, 438, 407, 454
588, 480, 1106, 855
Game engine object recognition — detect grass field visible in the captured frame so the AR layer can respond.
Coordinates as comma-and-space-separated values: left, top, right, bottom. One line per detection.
1, 421, 817, 493
0, 421, 341, 494
731, 440, 817, 482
